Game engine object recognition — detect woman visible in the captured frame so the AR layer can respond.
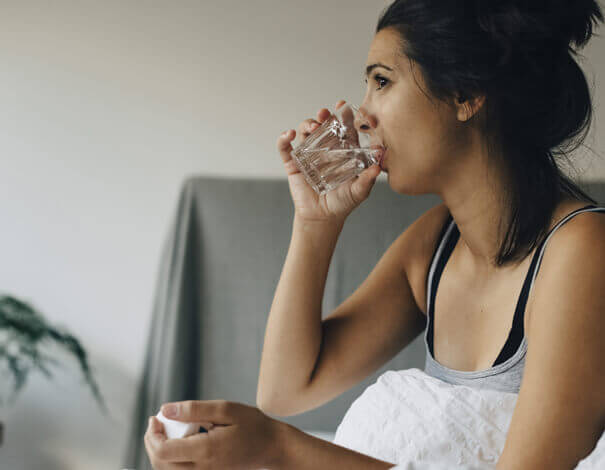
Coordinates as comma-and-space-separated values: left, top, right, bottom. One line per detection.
145, 1, 605, 468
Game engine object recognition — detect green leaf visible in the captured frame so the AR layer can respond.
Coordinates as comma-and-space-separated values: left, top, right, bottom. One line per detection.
0, 294, 109, 415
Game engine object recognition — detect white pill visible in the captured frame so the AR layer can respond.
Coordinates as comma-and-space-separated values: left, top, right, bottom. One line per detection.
156, 410, 203, 439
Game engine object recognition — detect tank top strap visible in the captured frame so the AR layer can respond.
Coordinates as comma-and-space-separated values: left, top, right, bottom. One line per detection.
425, 203, 605, 366
425, 212, 454, 309
492, 237, 543, 364
425, 213, 458, 355
523, 204, 605, 308
491, 203, 603, 361
493, 203, 605, 365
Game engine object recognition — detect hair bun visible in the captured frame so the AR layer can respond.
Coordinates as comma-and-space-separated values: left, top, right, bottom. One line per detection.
475, 0, 603, 66
557, 0, 604, 49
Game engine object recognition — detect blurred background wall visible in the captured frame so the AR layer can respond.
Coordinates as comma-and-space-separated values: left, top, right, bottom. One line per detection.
0, 1, 603, 469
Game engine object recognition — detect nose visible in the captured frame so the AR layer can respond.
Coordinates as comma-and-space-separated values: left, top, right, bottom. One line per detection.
354, 106, 376, 135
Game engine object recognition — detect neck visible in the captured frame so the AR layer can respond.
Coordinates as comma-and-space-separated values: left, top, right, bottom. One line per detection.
438, 145, 513, 272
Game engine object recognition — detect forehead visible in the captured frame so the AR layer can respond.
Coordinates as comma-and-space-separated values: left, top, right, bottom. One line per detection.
366, 28, 405, 73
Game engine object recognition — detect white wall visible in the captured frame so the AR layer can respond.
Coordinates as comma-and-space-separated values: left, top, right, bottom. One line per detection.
0, 1, 603, 469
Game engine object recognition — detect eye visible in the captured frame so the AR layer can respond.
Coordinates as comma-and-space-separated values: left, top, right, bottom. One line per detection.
364, 74, 389, 90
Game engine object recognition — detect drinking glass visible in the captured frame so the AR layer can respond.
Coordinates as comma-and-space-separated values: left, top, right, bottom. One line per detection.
291, 103, 384, 195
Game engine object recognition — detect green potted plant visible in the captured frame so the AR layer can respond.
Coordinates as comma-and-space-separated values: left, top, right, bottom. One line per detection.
0, 294, 107, 446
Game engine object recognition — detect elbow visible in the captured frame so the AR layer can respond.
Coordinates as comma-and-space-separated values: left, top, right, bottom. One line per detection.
256, 388, 279, 415
256, 394, 297, 417
256, 394, 273, 414
256, 383, 271, 412
257, 380, 310, 416
256, 397, 285, 416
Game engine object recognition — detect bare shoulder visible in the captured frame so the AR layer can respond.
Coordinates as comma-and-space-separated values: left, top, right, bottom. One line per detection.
538, 202, 605, 263
526, 203, 605, 334
398, 202, 451, 316
553, 204, 605, 240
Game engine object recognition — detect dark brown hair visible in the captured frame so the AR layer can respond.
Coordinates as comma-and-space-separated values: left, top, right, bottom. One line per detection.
377, 0, 603, 266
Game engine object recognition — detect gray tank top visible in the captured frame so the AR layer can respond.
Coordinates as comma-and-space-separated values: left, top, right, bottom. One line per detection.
423, 204, 605, 393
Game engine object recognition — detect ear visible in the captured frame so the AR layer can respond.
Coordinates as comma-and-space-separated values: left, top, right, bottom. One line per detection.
454, 92, 485, 122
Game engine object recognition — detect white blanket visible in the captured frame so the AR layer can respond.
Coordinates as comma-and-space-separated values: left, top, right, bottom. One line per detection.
333, 368, 604, 469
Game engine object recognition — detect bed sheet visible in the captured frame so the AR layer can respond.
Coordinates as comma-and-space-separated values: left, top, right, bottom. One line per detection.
333, 368, 604, 469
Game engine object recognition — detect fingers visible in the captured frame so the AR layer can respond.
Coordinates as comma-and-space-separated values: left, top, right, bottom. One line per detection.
340, 103, 354, 126
277, 99, 347, 163
161, 400, 234, 425
297, 118, 320, 141
151, 415, 166, 435
351, 164, 381, 202
276, 129, 295, 162
145, 417, 205, 464
299, 100, 346, 141
336, 101, 361, 147
317, 107, 332, 122
199, 421, 214, 431
276, 130, 304, 175
275, 118, 321, 164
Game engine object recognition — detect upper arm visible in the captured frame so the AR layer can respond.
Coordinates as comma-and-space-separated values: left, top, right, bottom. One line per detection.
496, 213, 605, 469
293, 203, 448, 414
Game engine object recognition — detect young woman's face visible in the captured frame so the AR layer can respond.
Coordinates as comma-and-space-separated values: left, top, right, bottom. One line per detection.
358, 27, 472, 195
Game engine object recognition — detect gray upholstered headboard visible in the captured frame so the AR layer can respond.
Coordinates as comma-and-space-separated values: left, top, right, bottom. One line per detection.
124, 177, 605, 469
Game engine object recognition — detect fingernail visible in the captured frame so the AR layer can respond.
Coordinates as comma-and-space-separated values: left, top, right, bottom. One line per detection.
163, 404, 178, 418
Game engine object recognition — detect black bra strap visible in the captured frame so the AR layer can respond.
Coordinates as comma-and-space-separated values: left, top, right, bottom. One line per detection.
428, 204, 602, 364
493, 203, 599, 365
427, 213, 458, 355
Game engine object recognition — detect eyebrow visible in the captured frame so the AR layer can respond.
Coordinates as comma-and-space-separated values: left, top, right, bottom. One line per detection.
365, 63, 394, 77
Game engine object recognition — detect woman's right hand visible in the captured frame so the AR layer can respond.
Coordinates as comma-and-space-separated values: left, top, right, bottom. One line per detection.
276, 100, 382, 224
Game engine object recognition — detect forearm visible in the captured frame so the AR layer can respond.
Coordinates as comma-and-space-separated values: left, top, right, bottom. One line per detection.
274, 421, 398, 470
257, 216, 345, 412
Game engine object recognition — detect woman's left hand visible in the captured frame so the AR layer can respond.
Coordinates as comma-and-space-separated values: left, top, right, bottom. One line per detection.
144, 399, 286, 470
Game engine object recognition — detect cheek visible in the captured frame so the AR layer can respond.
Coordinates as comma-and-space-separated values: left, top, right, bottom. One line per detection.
393, 108, 452, 166
388, 129, 441, 175
383, 89, 453, 180
387, 135, 451, 195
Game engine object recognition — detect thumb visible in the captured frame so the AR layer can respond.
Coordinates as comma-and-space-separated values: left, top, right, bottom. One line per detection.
149, 417, 166, 440
351, 164, 380, 201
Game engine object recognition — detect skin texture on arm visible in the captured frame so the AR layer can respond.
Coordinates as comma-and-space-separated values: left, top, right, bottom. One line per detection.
494, 215, 605, 470
276, 421, 398, 470
144, 400, 400, 469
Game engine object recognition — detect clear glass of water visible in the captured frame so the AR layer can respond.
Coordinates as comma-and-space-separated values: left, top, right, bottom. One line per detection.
291, 103, 384, 195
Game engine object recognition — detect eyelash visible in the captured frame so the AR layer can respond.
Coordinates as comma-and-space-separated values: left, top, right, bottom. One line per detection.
364, 74, 389, 90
